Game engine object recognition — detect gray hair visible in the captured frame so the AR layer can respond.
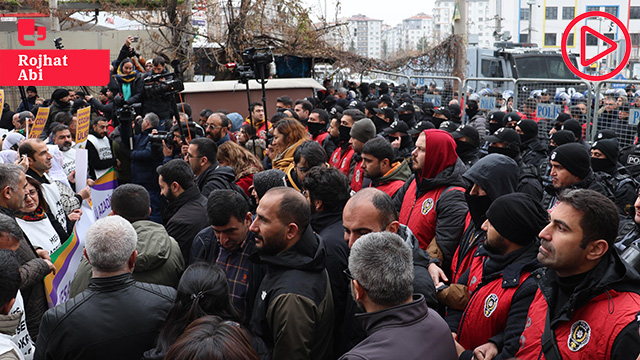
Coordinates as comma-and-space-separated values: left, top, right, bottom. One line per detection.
85, 215, 137, 272
144, 112, 160, 128
0, 213, 24, 243
0, 164, 24, 192
349, 231, 413, 307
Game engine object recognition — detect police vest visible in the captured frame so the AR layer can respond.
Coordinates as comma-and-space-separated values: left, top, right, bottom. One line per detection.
87, 134, 113, 180
457, 268, 532, 350
39, 175, 67, 229
450, 213, 482, 283
516, 288, 640, 359
16, 217, 62, 254
312, 132, 329, 146
350, 159, 364, 192
398, 182, 464, 250
329, 146, 354, 177
465, 253, 486, 296
372, 179, 405, 198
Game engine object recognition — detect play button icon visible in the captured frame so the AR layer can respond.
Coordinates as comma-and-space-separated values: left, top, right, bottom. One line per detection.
580, 26, 617, 67
561, 11, 632, 81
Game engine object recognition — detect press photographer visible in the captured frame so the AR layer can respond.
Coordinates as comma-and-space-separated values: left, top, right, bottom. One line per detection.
141, 57, 175, 129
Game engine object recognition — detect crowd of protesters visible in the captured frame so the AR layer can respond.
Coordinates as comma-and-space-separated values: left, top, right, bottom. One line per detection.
2, 36, 640, 360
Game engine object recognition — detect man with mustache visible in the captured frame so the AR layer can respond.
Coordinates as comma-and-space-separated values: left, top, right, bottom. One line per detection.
48, 124, 75, 178
516, 189, 640, 359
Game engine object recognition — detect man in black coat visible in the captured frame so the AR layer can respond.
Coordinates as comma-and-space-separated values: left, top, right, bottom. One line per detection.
186, 137, 240, 199
35, 216, 175, 360
302, 166, 350, 356
157, 159, 208, 261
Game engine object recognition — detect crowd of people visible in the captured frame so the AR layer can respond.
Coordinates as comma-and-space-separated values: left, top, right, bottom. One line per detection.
2, 37, 640, 360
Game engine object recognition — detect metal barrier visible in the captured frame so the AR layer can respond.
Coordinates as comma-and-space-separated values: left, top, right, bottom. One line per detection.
409, 75, 462, 109
514, 78, 592, 142
462, 77, 517, 124
592, 79, 640, 147
362, 70, 412, 88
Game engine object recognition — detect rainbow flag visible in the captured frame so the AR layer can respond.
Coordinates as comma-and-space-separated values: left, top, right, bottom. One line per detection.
44, 203, 95, 308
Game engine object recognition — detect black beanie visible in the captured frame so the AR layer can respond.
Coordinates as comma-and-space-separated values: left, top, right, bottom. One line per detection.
561, 119, 582, 140
252, 169, 286, 199
486, 193, 548, 246
550, 143, 591, 179
550, 130, 576, 146
51, 88, 70, 102
517, 119, 538, 142
591, 138, 619, 164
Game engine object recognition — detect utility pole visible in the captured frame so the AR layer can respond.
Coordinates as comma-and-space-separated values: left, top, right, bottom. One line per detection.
452, 0, 467, 84
527, 0, 534, 43
49, 0, 60, 31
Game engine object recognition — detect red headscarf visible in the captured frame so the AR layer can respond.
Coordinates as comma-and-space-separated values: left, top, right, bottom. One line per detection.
418, 129, 458, 180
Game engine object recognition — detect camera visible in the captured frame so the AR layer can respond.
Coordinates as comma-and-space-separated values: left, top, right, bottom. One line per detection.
143, 73, 185, 98
149, 131, 174, 146
241, 47, 274, 66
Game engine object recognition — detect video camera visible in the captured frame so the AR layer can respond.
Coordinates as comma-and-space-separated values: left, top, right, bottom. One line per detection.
143, 72, 185, 98
148, 131, 174, 146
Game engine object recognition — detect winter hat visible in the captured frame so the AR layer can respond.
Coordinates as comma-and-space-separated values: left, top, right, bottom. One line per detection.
561, 119, 582, 140
488, 111, 507, 126
595, 129, 618, 141
555, 113, 572, 123
26, 86, 37, 94
227, 112, 244, 132
486, 193, 548, 246
550, 143, 591, 179
516, 119, 538, 142
252, 169, 286, 200
350, 118, 376, 143
591, 138, 619, 163
550, 130, 576, 146
51, 89, 70, 102
504, 112, 521, 124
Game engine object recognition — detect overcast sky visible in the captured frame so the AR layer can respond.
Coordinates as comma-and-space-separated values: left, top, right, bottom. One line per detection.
302, 0, 437, 27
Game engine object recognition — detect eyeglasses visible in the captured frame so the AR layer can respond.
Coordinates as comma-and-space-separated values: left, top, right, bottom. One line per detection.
302, 189, 309, 198
343, 268, 368, 292
296, 166, 309, 173
206, 124, 224, 130
185, 153, 203, 159
26, 189, 38, 199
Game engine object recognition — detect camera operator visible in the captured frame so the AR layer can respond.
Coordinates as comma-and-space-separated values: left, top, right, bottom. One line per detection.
108, 36, 144, 106
160, 113, 201, 163
142, 57, 174, 129
131, 112, 164, 223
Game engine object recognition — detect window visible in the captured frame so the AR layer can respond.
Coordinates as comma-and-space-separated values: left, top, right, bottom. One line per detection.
546, 7, 558, 20
632, 33, 640, 45
562, 7, 575, 20
586, 33, 598, 46
519, 33, 529, 43
566, 33, 574, 46
631, 7, 640, 19
586, 6, 599, 12
520, 8, 530, 20
604, 33, 614, 40
545, 33, 557, 46
604, 6, 618, 17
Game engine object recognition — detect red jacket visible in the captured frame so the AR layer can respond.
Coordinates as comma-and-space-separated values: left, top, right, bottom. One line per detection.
329, 146, 354, 177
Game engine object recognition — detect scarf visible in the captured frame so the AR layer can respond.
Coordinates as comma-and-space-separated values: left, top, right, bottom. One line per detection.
17, 206, 46, 221
116, 62, 138, 83
273, 139, 305, 171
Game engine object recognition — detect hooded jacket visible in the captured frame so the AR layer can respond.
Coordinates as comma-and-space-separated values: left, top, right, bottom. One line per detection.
195, 163, 238, 200
250, 225, 334, 360
395, 130, 468, 271
369, 159, 411, 198
450, 154, 520, 282
467, 113, 488, 142
516, 251, 640, 359
130, 127, 164, 185
69, 220, 185, 297
339, 295, 457, 360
